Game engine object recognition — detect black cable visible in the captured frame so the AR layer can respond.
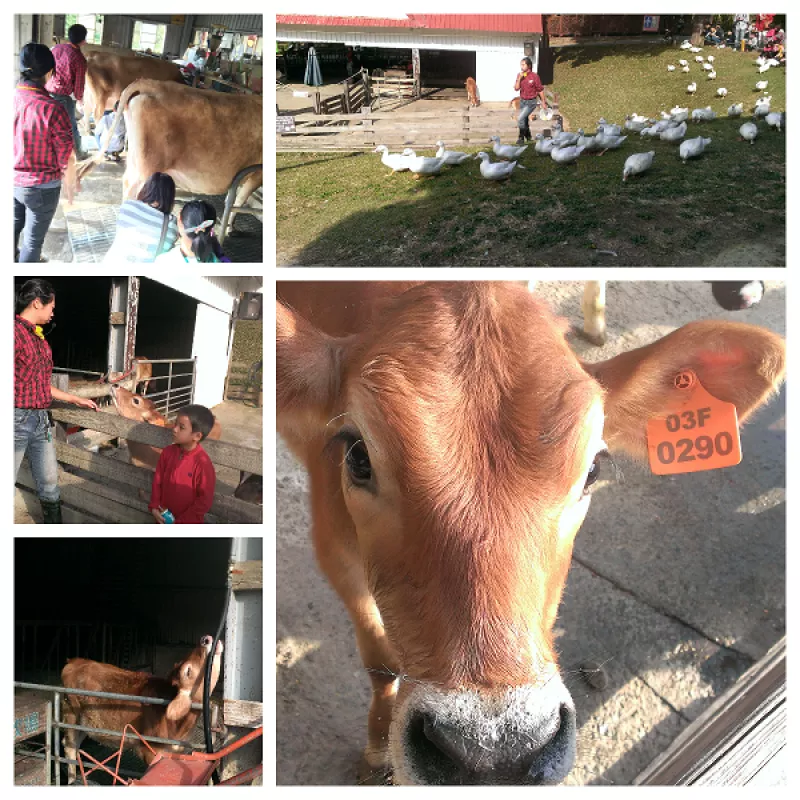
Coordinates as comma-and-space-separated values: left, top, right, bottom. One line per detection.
203, 570, 232, 784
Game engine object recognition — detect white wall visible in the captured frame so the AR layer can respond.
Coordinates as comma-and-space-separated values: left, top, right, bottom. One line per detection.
192, 303, 231, 409
476, 49, 532, 103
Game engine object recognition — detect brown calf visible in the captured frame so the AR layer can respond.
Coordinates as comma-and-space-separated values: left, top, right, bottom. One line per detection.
277, 281, 785, 786
465, 77, 480, 107
61, 636, 223, 783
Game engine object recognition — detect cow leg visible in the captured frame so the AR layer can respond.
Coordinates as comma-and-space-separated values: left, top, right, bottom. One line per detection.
308, 462, 400, 784
61, 703, 86, 784
581, 280, 607, 346
227, 170, 263, 232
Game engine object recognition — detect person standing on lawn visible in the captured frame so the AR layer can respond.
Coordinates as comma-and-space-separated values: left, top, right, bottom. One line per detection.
45, 23, 88, 160
514, 57, 548, 145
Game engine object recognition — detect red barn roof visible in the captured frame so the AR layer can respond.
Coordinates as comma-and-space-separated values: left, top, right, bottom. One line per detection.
276, 14, 543, 33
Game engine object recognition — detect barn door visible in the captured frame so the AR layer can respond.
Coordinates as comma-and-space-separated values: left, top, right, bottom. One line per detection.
191, 302, 231, 408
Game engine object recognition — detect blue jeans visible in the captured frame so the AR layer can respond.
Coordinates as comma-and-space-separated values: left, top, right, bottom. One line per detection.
735, 26, 747, 47
518, 98, 539, 138
14, 184, 61, 262
51, 93, 82, 153
14, 409, 60, 502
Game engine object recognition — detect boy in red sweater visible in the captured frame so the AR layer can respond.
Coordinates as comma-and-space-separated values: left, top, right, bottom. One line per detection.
149, 404, 217, 524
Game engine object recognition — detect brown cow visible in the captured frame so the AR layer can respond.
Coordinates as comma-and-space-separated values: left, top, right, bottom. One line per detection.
81, 52, 183, 134
276, 281, 785, 786
465, 76, 480, 106
61, 636, 223, 784
76, 80, 263, 226
108, 356, 152, 396
110, 386, 221, 471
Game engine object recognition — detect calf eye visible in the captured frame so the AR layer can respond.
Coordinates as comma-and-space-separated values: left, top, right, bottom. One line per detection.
344, 438, 372, 485
583, 451, 607, 495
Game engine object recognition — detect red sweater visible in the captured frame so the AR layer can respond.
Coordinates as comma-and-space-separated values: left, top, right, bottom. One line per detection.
518, 71, 543, 100
149, 443, 216, 524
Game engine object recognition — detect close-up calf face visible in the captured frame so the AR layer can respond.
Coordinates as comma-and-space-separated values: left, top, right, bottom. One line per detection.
322, 285, 607, 782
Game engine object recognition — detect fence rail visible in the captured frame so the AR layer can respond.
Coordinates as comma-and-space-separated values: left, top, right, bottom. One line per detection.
15, 406, 262, 524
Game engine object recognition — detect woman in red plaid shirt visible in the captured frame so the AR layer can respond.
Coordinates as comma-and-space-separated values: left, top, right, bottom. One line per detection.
15, 280, 98, 523
14, 43, 79, 262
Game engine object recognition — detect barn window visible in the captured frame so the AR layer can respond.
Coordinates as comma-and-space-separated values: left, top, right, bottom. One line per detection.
132, 20, 166, 55
64, 13, 103, 44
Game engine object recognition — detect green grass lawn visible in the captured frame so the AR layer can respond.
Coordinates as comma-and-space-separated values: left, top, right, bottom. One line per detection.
276, 43, 785, 267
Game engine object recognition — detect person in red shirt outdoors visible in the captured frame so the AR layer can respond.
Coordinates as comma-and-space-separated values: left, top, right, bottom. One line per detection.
14, 43, 80, 263
514, 57, 548, 145
14, 279, 99, 523
149, 405, 218, 524
45, 24, 88, 160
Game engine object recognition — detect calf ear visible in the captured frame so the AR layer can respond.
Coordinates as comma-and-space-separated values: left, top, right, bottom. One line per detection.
277, 300, 344, 417
584, 321, 785, 462
166, 690, 192, 722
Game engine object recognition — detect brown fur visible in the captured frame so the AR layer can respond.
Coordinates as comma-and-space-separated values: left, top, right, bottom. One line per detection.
276, 281, 785, 779
465, 77, 480, 107
61, 638, 222, 783
75, 80, 262, 216
82, 52, 182, 135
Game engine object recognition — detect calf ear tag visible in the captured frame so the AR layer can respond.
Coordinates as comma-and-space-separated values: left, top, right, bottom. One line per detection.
647, 370, 742, 476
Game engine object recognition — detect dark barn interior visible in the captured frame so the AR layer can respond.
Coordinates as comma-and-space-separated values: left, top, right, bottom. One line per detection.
15, 276, 199, 403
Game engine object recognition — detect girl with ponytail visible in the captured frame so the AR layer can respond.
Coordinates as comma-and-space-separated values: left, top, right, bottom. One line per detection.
155, 200, 231, 263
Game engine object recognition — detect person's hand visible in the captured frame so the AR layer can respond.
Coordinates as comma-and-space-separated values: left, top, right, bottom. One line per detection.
73, 396, 98, 410
152, 508, 165, 524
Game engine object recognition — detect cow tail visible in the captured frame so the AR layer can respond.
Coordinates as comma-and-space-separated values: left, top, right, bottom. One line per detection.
75, 81, 143, 182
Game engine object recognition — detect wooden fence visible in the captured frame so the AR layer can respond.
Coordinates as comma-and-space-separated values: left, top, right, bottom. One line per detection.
15, 406, 262, 525
277, 106, 556, 152
312, 69, 371, 115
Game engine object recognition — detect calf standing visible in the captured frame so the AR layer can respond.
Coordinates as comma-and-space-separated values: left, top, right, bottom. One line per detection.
61, 636, 223, 783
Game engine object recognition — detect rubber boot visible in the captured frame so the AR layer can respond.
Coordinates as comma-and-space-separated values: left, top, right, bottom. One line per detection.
40, 499, 63, 524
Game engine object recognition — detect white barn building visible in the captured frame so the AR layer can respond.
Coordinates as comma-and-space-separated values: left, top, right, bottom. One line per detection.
277, 13, 544, 103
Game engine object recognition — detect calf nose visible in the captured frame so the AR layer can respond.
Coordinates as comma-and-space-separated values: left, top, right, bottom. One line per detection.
406, 702, 575, 785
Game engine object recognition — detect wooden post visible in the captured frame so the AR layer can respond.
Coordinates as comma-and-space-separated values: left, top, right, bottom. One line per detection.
412, 48, 420, 97
462, 111, 470, 145
362, 68, 371, 107
343, 86, 351, 114
313, 91, 321, 115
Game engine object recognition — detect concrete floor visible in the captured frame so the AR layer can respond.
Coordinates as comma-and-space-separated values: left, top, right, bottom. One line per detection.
32, 135, 262, 264
276, 281, 785, 786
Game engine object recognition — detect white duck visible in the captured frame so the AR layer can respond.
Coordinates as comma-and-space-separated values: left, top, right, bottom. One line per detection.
667, 64, 676, 72
716, 87, 728, 97
766, 58, 780, 67
595, 132, 628, 154
622, 151, 655, 182
489, 135, 527, 159
597, 119, 622, 137
739, 122, 758, 144
707, 70, 717, 80
703, 62, 713, 71
679, 59, 689, 66
682, 64, 690, 73
754, 96, 771, 118
755, 80, 768, 91
660, 121, 687, 142
755, 55, 766, 66
758, 63, 770, 74
624, 115, 652, 133
690, 46, 702, 53
680, 40, 692, 50
670, 107, 690, 123
550, 144, 586, 164
679, 136, 712, 163
707, 55, 715, 63
373, 145, 415, 173
765, 111, 785, 132
435, 141, 471, 165
474, 151, 523, 180
576, 130, 601, 152
727, 102, 744, 117
406, 152, 448, 177
687, 82, 697, 94
552, 129, 581, 147
695, 55, 705, 63
534, 133, 558, 155
691, 106, 717, 122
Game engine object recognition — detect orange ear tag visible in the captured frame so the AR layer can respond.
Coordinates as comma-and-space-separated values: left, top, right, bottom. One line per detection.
647, 370, 742, 476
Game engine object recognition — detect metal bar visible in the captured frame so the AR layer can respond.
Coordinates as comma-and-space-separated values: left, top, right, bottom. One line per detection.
191, 357, 197, 404
45, 701, 52, 786
166, 360, 174, 418
178, 726, 263, 761
52, 367, 106, 376
134, 358, 195, 365
14, 682, 203, 710
219, 764, 263, 786
57, 721, 193, 750
54, 691, 61, 787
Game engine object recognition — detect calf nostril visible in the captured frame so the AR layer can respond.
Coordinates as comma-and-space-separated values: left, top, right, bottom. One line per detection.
527, 703, 576, 785
407, 712, 468, 782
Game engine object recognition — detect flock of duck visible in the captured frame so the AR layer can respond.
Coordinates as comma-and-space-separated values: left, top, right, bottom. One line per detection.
373, 43, 784, 183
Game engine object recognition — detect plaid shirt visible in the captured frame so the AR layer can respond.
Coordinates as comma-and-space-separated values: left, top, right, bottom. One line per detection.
14, 81, 74, 186
45, 42, 87, 101
15, 316, 53, 409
